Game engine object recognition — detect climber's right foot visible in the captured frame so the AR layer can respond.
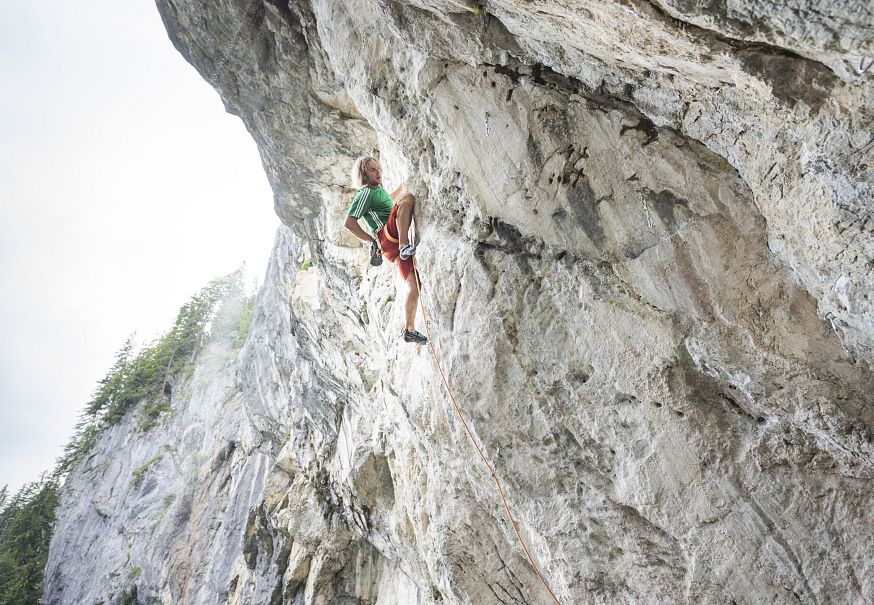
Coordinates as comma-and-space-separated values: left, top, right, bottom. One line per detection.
403, 329, 427, 344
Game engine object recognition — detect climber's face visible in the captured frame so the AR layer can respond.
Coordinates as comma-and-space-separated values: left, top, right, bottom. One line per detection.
364, 159, 382, 187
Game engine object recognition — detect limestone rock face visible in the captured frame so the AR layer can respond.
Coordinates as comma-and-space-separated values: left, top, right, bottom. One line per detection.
44, 1, 872, 604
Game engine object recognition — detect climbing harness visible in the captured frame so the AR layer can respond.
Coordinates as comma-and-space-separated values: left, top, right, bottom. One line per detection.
412, 256, 564, 605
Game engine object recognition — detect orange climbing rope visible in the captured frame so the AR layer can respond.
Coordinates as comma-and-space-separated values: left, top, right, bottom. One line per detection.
411, 257, 563, 605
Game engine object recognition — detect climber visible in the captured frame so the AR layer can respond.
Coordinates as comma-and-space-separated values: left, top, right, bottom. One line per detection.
343, 155, 428, 345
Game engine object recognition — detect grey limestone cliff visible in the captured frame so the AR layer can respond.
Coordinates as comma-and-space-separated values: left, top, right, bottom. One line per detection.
44, 1, 873, 604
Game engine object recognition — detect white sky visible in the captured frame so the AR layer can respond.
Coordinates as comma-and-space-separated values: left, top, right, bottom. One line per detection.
0, 1, 279, 494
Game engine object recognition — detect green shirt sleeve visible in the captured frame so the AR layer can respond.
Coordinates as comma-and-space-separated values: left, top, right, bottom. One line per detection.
347, 187, 373, 219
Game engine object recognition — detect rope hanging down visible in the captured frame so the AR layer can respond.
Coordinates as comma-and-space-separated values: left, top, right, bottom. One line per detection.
411, 256, 563, 605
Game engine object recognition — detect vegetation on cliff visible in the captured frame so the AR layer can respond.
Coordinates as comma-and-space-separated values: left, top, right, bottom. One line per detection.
0, 477, 59, 605
0, 268, 256, 605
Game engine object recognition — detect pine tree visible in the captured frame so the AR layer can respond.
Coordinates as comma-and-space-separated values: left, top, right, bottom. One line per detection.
85, 334, 137, 419
0, 475, 59, 605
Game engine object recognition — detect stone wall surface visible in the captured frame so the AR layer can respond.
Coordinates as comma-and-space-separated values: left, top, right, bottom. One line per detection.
44, 1, 872, 604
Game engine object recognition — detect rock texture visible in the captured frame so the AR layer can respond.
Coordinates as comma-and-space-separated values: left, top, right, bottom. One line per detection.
44, 1, 872, 604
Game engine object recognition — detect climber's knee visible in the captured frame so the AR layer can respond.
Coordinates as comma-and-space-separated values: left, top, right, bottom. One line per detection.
398, 192, 415, 210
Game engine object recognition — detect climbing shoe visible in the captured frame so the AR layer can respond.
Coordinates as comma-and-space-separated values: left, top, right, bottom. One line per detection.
403, 329, 428, 344
399, 243, 416, 260
370, 240, 383, 266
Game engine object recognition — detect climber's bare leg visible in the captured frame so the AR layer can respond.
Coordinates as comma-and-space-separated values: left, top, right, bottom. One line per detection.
396, 193, 415, 248
405, 270, 419, 331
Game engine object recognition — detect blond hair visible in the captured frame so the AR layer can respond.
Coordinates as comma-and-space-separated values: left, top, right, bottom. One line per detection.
351, 155, 378, 189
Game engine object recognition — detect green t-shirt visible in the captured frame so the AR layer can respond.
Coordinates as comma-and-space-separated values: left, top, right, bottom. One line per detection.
347, 186, 394, 233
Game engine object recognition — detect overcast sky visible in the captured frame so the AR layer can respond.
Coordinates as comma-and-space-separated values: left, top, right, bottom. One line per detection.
0, 1, 279, 494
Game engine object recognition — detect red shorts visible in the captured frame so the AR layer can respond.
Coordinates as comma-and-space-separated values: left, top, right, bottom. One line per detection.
378, 204, 414, 280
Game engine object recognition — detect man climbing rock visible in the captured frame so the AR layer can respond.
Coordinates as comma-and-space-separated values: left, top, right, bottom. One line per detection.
344, 155, 428, 345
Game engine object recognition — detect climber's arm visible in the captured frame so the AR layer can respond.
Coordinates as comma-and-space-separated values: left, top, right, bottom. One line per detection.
344, 216, 377, 244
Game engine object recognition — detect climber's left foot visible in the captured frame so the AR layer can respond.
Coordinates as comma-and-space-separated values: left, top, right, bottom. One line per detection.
399, 243, 416, 260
